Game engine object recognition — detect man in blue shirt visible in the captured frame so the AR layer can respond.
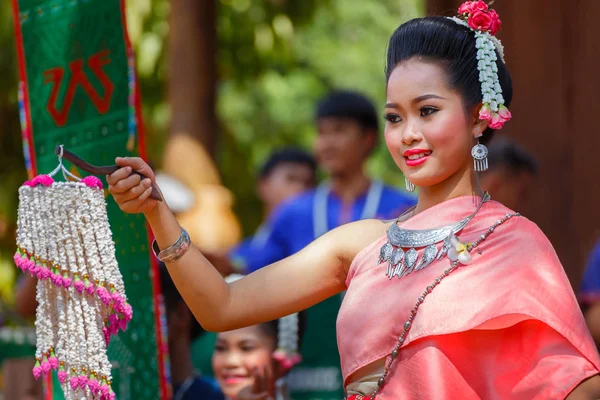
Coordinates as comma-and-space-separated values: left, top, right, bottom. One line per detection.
241, 91, 415, 400
580, 241, 600, 345
229, 147, 317, 272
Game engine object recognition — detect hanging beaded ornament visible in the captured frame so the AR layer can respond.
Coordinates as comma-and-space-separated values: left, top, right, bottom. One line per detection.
14, 146, 133, 400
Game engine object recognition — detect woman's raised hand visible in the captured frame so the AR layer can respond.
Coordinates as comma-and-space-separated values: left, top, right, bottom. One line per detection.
107, 157, 161, 215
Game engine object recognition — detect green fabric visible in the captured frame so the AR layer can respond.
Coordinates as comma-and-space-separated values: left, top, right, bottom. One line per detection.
14, 0, 164, 398
191, 332, 218, 377
287, 296, 344, 400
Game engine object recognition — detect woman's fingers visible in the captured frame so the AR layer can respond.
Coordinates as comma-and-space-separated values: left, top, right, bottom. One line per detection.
115, 157, 155, 180
106, 166, 132, 188
108, 173, 141, 196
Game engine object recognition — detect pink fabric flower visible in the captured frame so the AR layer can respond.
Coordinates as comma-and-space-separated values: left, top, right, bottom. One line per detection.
40, 266, 51, 280
13, 252, 23, 269
96, 286, 112, 305
85, 281, 95, 295
122, 303, 133, 321
458, 1, 474, 14
489, 112, 504, 129
100, 383, 111, 398
49, 357, 59, 370
51, 272, 62, 286
22, 180, 34, 187
479, 103, 493, 121
468, 10, 494, 32
23, 258, 34, 273
32, 363, 42, 379
81, 176, 104, 189
498, 104, 512, 121
88, 378, 100, 394
458, 1, 488, 15
41, 361, 51, 374
62, 274, 73, 288
488, 9, 502, 35
471, 0, 488, 12
69, 376, 80, 390
119, 317, 128, 332
35, 175, 54, 187
111, 292, 125, 312
74, 279, 85, 293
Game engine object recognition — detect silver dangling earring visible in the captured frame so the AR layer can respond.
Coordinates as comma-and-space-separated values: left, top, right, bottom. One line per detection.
404, 175, 415, 192
472, 140, 489, 172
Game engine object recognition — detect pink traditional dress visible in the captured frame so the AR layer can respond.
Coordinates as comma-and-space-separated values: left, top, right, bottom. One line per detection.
338, 196, 600, 399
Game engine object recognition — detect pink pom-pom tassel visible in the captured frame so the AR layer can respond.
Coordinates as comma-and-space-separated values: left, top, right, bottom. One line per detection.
88, 378, 100, 394
32, 365, 42, 380
69, 376, 80, 390
100, 384, 110, 398
35, 175, 54, 186
81, 176, 103, 189
119, 317, 128, 332
58, 371, 68, 384
78, 375, 88, 388
40, 266, 51, 280
41, 361, 51, 374
62, 275, 72, 288
85, 283, 95, 295
13, 252, 22, 269
74, 280, 85, 293
111, 292, 125, 310
48, 357, 59, 370
22, 258, 33, 272
96, 286, 112, 305
122, 303, 133, 321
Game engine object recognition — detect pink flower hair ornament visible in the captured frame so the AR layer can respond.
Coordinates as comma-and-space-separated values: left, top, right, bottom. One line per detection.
452, 1, 512, 130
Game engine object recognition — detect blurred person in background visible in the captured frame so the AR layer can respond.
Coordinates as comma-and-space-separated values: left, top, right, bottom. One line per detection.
580, 240, 600, 344
212, 277, 306, 400
192, 148, 316, 379
237, 90, 415, 400
228, 147, 317, 274
159, 263, 224, 400
479, 138, 537, 211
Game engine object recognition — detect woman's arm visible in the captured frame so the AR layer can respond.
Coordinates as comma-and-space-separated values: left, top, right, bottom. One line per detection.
107, 157, 363, 332
565, 374, 600, 399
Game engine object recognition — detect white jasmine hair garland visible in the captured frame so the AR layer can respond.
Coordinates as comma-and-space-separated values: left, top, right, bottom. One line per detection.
447, 0, 512, 130
14, 156, 132, 400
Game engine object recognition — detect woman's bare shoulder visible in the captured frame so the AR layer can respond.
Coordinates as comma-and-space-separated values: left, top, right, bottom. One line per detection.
326, 218, 392, 269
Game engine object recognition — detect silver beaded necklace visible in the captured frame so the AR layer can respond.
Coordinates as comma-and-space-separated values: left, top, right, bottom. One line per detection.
350, 211, 520, 399
378, 193, 491, 279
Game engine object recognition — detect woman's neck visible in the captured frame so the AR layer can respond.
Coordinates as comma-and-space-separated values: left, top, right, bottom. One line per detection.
414, 166, 483, 215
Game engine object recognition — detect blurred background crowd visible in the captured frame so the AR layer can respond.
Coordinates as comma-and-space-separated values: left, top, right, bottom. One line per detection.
0, 0, 599, 399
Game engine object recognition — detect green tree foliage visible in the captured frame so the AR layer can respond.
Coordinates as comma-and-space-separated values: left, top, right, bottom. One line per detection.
0, 0, 423, 285
130, 0, 422, 233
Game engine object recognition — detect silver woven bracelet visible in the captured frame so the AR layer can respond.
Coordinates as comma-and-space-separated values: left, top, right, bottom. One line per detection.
151, 228, 191, 263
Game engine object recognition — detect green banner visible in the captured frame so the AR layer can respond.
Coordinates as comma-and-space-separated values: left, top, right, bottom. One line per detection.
11, 0, 168, 398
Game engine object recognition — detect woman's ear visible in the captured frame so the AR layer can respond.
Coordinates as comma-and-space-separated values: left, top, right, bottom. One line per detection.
472, 104, 490, 138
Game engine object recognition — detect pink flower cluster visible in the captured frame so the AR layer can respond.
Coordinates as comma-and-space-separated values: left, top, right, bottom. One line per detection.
67, 373, 115, 400
22, 174, 104, 189
479, 103, 512, 129
458, 1, 502, 36
14, 247, 132, 342
273, 349, 302, 371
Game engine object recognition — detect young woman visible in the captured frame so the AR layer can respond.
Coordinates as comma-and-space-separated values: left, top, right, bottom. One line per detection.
108, 2, 600, 398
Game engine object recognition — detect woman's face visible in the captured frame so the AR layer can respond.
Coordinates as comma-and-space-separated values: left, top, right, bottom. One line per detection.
384, 59, 487, 189
212, 326, 276, 398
